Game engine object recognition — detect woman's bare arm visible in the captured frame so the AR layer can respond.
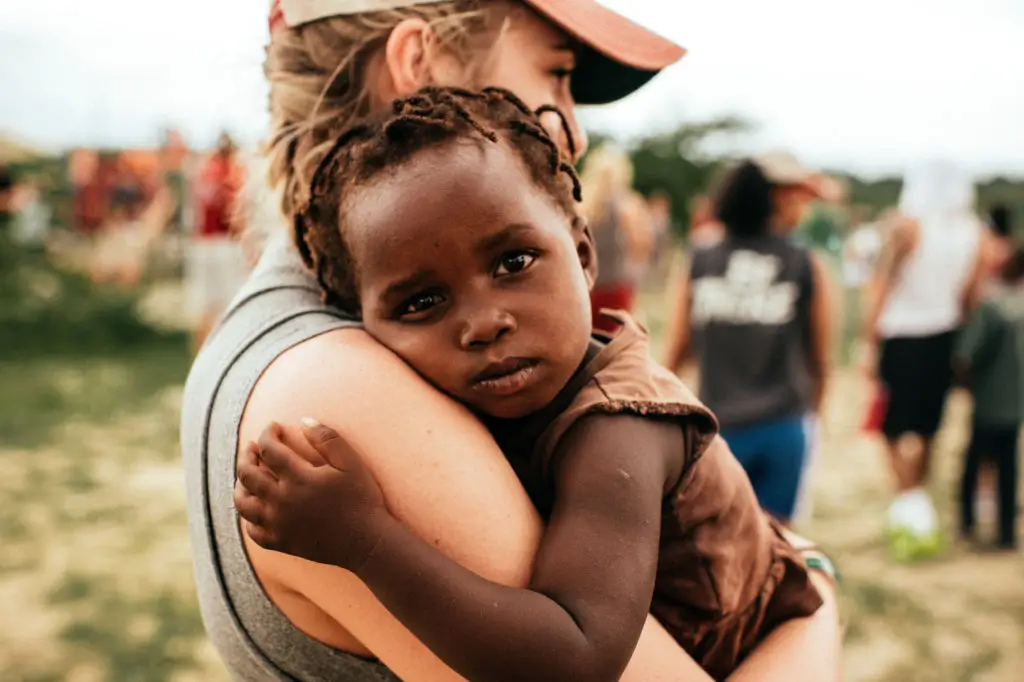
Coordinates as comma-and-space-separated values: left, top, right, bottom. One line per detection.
728, 571, 840, 682
240, 328, 714, 682
244, 413, 686, 682
862, 213, 918, 342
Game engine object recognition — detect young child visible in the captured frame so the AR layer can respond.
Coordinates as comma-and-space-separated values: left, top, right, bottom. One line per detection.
234, 87, 825, 681
955, 247, 1024, 551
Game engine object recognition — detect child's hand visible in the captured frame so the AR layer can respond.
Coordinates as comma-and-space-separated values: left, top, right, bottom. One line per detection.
234, 419, 389, 574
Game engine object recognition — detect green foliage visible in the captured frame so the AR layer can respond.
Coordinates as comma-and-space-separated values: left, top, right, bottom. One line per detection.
581, 118, 749, 241
583, 125, 1024, 244
0, 234, 186, 358
799, 204, 848, 252
630, 117, 748, 239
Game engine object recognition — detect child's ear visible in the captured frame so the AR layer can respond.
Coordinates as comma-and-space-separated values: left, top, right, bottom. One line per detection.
572, 215, 597, 290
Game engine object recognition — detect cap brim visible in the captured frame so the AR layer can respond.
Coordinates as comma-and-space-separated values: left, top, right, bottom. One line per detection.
523, 0, 686, 104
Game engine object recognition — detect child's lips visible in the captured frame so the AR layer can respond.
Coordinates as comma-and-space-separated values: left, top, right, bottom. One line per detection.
471, 358, 541, 396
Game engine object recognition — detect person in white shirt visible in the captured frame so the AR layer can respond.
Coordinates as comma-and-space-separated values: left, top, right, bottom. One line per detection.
861, 159, 985, 558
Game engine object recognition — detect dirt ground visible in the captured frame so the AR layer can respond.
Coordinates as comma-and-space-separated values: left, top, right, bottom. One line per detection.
1, 285, 1023, 682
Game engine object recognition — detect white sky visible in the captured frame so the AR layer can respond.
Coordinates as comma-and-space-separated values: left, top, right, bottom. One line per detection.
1, 0, 1022, 177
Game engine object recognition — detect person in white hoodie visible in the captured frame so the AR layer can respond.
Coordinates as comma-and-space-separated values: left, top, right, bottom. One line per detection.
861, 159, 985, 559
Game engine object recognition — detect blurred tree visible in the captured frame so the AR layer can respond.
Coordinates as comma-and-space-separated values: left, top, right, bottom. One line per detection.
580, 117, 749, 242
798, 203, 848, 252
629, 117, 748, 240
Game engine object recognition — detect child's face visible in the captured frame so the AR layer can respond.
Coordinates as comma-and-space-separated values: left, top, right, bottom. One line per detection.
344, 140, 595, 419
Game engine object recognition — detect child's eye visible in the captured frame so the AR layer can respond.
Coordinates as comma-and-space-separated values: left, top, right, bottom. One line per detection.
494, 251, 537, 277
398, 292, 446, 319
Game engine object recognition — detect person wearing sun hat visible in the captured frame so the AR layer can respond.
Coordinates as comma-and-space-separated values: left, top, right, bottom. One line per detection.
180, 3, 841, 680
664, 153, 833, 531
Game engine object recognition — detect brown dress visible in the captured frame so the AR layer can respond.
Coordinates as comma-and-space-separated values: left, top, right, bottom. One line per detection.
491, 312, 823, 681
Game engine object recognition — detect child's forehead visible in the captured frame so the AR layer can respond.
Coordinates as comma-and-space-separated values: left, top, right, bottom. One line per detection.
346, 141, 538, 220
342, 144, 567, 259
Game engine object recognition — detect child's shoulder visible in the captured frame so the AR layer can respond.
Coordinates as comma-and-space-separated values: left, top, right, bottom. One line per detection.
534, 312, 719, 469
589, 315, 710, 417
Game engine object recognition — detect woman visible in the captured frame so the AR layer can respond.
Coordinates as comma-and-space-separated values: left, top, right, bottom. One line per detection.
181, 2, 841, 680
861, 160, 985, 554
662, 154, 831, 526
187, 133, 249, 352
579, 145, 652, 332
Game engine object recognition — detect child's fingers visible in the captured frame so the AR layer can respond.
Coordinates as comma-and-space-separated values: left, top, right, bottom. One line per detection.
243, 519, 279, 551
299, 418, 352, 465
257, 424, 308, 477
237, 456, 276, 499
233, 485, 267, 528
239, 441, 277, 480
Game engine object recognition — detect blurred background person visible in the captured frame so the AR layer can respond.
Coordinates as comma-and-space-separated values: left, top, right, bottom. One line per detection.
233, 145, 277, 269
689, 194, 724, 249
954, 246, 1024, 552
90, 152, 151, 287
981, 204, 1015, 284
68, 148, 106, 241
860, 159, 986, 560
663, 155, 831, 526
971, 203, 1017, 523
186, 132, 248, 353
642, 189, 677, 289
10, 176, 53, 249
140, 129, 191, 243
579, 144, 652, 333
0, 163, 14, 236
840, 211, 884, 364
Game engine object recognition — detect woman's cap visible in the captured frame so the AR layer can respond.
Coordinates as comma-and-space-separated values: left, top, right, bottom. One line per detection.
269, 0, 686, 105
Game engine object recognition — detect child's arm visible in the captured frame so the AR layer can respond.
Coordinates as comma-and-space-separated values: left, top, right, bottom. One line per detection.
237, 416, 691, 682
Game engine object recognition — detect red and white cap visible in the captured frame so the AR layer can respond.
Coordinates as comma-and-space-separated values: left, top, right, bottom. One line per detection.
269, 0, 685, 104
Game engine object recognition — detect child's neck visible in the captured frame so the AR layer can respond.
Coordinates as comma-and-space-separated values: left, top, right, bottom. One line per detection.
480, 339, 604, 456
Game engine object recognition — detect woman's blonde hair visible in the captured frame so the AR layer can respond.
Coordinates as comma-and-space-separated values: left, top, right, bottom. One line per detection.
578, 144, 635, 227
265, 1, 513, 222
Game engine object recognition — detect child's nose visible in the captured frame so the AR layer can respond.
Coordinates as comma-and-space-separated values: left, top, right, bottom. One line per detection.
459, 307, 516, 350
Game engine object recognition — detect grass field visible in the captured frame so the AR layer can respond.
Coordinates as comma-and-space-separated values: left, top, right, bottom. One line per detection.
1, 279, 1022, 682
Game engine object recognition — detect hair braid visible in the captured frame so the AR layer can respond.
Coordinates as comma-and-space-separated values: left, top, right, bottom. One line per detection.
296, 86, 583, 316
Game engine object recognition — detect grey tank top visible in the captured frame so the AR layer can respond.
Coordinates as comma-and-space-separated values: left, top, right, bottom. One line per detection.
688, 234, 815, 429
180, 234, 401, 682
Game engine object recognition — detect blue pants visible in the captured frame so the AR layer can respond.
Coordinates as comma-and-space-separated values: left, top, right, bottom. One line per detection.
721, 415, 809, 521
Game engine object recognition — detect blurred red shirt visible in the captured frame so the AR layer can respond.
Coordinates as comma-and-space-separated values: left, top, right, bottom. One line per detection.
195, 152, 244, 238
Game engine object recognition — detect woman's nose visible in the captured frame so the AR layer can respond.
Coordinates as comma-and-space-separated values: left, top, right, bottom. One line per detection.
538, 108, 588, 162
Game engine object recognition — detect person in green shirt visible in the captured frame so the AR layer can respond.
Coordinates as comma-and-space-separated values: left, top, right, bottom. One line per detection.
955, 247, 1024, 550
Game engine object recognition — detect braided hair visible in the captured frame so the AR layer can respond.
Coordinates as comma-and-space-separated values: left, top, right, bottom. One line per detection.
293, 86, 582, 315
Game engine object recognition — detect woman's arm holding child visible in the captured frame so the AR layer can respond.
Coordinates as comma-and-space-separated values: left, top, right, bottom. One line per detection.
237, 414, 693, 682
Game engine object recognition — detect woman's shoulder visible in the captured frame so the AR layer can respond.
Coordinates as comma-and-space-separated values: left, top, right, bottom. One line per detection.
245, 327, 492, 457
256, 328, 450, 415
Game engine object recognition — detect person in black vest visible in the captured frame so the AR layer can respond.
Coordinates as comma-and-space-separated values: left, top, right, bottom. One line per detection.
663, 155, 832, 524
